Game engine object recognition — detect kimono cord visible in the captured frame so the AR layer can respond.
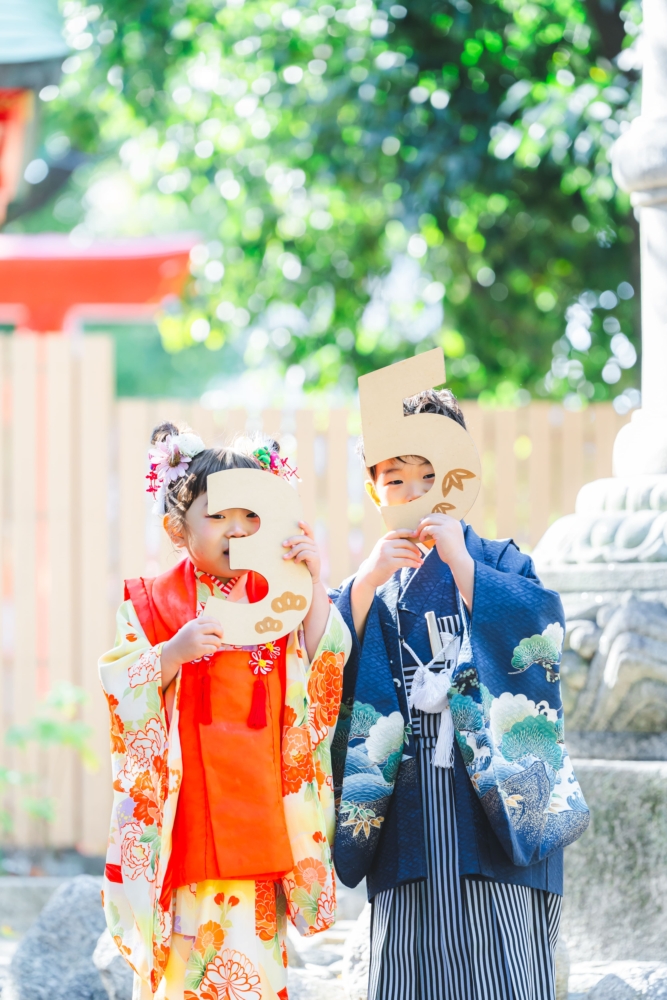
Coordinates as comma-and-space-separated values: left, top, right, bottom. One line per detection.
402, 638, 456, 769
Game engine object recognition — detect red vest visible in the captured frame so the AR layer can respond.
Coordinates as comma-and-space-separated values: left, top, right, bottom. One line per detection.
125, 559, 294, 901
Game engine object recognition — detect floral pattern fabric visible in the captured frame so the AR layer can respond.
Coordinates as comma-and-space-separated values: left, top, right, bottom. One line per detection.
448, 620, 590, 866
332, 539, 590, 892
99, 587, 351, 997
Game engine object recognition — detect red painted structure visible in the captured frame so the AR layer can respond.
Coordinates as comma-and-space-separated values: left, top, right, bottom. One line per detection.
0, 232, 196, 331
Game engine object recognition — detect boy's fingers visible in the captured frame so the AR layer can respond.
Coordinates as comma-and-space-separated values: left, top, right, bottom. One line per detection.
388, 541, 422, 554
385, 529, 418, 540
388, 546, 422, 560
298, 520, 315, 539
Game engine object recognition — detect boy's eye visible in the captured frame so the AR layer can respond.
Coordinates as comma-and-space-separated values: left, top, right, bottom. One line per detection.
423, 473, 435, 481
387, 479, 404, 486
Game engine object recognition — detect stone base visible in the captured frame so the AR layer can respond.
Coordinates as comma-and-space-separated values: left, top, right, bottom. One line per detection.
569, 961, 667, 999
563, 761, 667, 962
567, 731, 667, 760
539, 563, 667, 594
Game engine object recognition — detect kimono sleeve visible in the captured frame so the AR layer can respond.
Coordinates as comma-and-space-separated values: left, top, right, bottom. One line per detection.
450, 551, 590, 867
282, 603, 352, 936
98, 601, 175, 989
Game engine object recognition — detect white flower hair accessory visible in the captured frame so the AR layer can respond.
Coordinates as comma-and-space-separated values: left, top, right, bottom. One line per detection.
146, 432, 206, 514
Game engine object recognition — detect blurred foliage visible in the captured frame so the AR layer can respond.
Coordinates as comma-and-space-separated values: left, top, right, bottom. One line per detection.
0, 682, 96, 832
7, 0, 643, 409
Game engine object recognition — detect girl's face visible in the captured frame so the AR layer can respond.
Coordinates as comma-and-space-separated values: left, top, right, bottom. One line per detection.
369, 455, 435, 507
167, 492, 261, 578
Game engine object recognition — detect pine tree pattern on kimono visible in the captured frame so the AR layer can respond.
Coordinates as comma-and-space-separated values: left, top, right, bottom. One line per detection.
99, 585, 351, 996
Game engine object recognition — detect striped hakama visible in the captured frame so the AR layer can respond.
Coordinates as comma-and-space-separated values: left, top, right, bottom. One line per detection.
369, 615, 562, 1000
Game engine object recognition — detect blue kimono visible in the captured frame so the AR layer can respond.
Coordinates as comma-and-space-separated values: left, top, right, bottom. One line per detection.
329, 524, 589, 901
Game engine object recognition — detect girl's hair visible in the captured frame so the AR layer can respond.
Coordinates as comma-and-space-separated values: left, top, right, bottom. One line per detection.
151, 421, 277, 534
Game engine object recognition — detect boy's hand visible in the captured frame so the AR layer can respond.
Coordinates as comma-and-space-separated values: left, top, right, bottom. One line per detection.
283, 521, 321, 583
351, 530, 422, 639
416, 513, 467, 565
358, 530, 423, 590
416, 513, 475, 610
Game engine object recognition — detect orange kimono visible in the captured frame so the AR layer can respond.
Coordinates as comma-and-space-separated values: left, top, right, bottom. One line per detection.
99, 558, 352, 1000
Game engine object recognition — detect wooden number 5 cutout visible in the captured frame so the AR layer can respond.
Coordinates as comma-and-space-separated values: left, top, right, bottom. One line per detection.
203, 468, 313, 646
358, 348, 481, 531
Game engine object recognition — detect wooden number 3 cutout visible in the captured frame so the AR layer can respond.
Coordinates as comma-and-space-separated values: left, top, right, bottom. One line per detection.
203, 468, 313, 646
358, 348, 481, 531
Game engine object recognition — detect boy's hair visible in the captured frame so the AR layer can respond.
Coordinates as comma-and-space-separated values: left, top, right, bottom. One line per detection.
151, 422, 277, 534
359, 388, 466, 480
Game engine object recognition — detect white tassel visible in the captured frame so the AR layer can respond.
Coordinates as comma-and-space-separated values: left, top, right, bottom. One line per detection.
408, 664, 455, 769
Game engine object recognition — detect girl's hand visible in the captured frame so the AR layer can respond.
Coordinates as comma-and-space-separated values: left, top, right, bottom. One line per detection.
357, 530, 423, 591
283, 521, 321, 582
416, 513, 474, 610
161, 617, 224, 689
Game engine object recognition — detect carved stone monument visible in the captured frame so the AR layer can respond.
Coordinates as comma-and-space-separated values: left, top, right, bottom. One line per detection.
533, 0, 667, 973
534, 0, 667, 754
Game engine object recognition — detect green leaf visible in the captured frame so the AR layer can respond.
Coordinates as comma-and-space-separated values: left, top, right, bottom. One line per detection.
321, 616, 345, 655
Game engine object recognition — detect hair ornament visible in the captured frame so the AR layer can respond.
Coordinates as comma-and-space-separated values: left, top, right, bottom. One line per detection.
253, 445, 299, 482
147, 432, 206, 513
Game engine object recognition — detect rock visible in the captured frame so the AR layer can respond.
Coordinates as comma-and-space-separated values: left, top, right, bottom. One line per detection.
0, 877, 69, 936
287, 969, 345, 999
588, 974, 639, 999
555, 937, 570, 1000
93, 930, 133, 1000
4, 875, 107, 1000
570, 962, 667, 999
341, 902, 371, 1000
285, 928, 306, 968
562, 762, 667, 963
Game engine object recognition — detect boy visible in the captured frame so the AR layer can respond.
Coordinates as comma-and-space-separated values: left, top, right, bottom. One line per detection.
330, 388, 588, 1000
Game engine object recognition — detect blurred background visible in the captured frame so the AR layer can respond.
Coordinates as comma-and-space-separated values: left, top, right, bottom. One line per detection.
3, 0, 641, 409
0, 0, 651, 961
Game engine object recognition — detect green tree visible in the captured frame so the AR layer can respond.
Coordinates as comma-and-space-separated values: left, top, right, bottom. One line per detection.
7, 0, 642, 409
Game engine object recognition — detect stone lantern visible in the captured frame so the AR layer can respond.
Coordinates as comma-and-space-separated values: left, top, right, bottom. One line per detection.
534, 0, 667, 745
532, 0, 667, 980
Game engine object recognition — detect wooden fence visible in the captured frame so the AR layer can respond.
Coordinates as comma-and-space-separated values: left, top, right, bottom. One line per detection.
0, 335, 629, 854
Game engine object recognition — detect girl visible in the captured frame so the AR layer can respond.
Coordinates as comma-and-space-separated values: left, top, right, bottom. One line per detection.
99, 424, 351, 1000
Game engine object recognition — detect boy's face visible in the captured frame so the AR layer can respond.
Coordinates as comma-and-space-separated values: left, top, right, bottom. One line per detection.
370, 456, 435, 507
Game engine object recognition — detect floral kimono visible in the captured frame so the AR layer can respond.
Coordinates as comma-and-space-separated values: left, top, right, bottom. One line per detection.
99, 558, 351, 1000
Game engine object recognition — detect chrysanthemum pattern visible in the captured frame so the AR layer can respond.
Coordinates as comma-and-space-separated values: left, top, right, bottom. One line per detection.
120, 820, 155, 881
101, 595, 351, 993
200, 950, 261, 1000
128, 648, 161, 688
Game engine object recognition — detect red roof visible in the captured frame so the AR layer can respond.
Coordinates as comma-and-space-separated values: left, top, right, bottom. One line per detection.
0, 232, 197, 331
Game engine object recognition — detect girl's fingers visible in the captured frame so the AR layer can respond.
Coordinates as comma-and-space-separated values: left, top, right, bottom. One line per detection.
283, 534, 316, 548
199, 622, 222, 639
284, 541, 316, 559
